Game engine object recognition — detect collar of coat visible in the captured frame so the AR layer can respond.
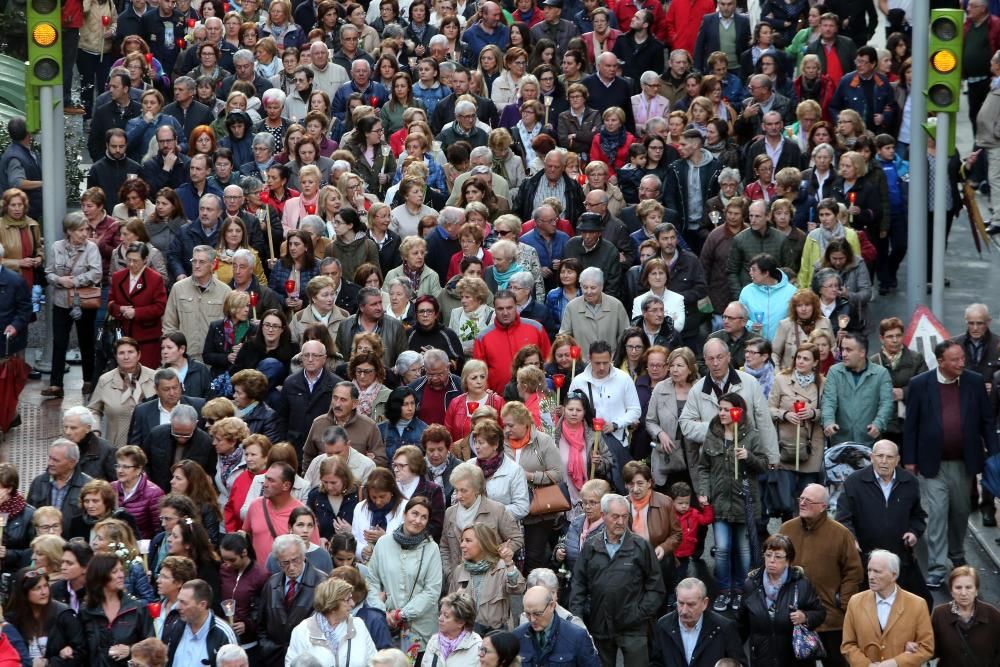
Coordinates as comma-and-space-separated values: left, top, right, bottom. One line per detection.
700, 367, 742, 395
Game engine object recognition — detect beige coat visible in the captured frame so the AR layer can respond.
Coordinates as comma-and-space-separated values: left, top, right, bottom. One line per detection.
88, 365, 156, 448
162, 277, 231, 361
288, 303, 348, 348
645, 378, 700, 487
505, 428, 564, 524
771, 317, 834, 370
383, 265, 442, 300
439, 496, 524, 583
768, 372, 825, 473
558, 295, 630, 362
448, 559, 525, 631
841, 588, 934, 667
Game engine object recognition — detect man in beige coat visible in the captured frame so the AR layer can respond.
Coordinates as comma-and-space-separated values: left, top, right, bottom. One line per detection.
558, 267, 630, 363
162, 245, 231, 361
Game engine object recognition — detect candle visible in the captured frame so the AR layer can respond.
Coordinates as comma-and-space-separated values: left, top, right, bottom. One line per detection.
576, 173, 587, 185
467, 400, 479, 415
552, 373, 565, 405
304, 203, 316, 215
147, 601, 162, 619
249, 291, 259, 320
259, 190, 271, 204
285, 280, 296, 297
187, 18, 196, 28
102, 15, 110, 26
570, 345, 581, 379
729, 407, 743, 479
145, 53, 153, 64
793, 400, 806, 471
370, 95, 379, 107
848, 191, 856, 224
212, 256, 219, 271
591, 418, 605, 478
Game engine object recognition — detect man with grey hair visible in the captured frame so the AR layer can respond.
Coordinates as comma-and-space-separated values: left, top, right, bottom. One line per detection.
425, 206, 466, 286
437, 100, 489, 150
27, 439, 92, 528
276, 339, 343, 459
735, 73, 793, 141
228, 248, 282, 313
168, 194, 223, 278
303, 423, 374, 489
216, 644, 250, 667
259, 519, 326, 663
509, 270, 557, 338
649, 577, 744, 667
519, 571, 589, 630
514, 149, 586, 225
332, 24, 375, 72
570, 493, 664, 667
584, 52, 636, 132
560, 266, 629, 362
446, 147, 511, 205
164, 245, 231, 361
308, 40, 349, 99
332, 57, 384, 121
430, 64, 500, 135
516, 585, 599, 666
705, 301, 753, 370
409, 348, 464, 426
521, 204, 570, 291
143, 403, 216, 490
128, 367, 206, 450
618, 174, 669, 233
61, 405, 115, 480
163, 75, 215, 139
220, 48, 273, 99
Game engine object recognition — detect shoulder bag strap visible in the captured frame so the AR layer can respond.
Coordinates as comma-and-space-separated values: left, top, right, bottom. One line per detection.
955, 622, 984, 667
261, 499, 278, 539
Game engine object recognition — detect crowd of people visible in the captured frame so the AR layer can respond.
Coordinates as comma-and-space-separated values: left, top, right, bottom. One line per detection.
0, 0, 999, 665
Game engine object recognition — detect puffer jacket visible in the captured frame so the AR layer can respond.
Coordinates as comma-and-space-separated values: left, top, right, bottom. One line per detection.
695, 419, 769, 523
80, 594, 154, 667
80, 0, 116, 54
0, 504, 35, 573
737, 566, 827, 667
112, 473, 164, 540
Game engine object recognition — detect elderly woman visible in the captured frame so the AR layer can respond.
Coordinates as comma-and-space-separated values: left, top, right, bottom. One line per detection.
813, 267, 856, 343
0, 189, 42, 289
448, 276, 494, 356
289, 275, 347, 345
88, 337, 156, 448
67, 479, 137, 542
110, 218, 168, 282
482, 240, 523, 294
439, 463, 523, 582
420, 592, 482, 667
349, 351, 392, 422
365, 496, 442, 653
389, 178, 438, 239
772, 289, 834, 370
111, 445, 164, 540
632, 71, 671, 138
287, 137, 335, 191
644, 347, 700, 489
231, 369, 284, 443
472, 420, 530, 521
931, 565, 1000, 665
491, 48, 528, 112
832, 150, 881, 241
447, 222, 494, 282
582, 162, 626, 218
286, 577, 378, 666
384, 236, 440, 299
738, 534, 826, 665
281, 164, 322, 235
817, 239, 872, 332
203, 291, 255, 378
445, 360, 505, 444
488, 129, 527, 193
44, 212, 103, 399
769, 342, 825, 499
448, 522, 524, 635
108, 241, 168, 369
30, 534, 65, 577
492, 215, 545, 301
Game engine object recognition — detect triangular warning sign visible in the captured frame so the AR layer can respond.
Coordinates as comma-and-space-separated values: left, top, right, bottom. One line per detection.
902, 305, 952, 371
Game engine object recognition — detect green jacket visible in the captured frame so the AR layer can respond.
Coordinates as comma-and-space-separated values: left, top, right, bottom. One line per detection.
695, 420, 769, 523
785, 27, 816, 73
820, 361, 894, 445
726, 226, 792, 299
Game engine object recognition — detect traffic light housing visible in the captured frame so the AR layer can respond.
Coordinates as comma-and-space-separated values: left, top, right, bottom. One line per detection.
927, 9, 963, 114
27, 0, 62, 87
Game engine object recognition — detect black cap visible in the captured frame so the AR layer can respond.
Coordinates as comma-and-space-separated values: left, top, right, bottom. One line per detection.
576, 212, 604, 232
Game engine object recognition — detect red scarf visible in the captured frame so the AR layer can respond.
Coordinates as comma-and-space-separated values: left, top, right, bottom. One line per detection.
477, 451, 504, 480
561, 420, 586, 491
524, 392, 543, 428
0, 491, 26, 518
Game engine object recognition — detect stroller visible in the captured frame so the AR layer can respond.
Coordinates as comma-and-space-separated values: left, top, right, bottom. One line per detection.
824, 443, 873, 514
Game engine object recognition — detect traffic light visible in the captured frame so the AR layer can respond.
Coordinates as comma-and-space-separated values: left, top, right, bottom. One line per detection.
927, 9, 963, 114
27, 0, 62, 87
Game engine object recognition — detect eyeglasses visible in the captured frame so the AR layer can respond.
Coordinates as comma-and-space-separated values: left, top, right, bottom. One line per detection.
114, 463, 138, 470
391, 462, 409, 470
355, 367, 375, 376
797, 497, 825, 507
763, 551, 788, 561
416, 308, 436, 315
301, 352, 327, 359
278, 555, 305, 567
262, 322, 284, 330
36, 523, 61, 532
170, 430, 195, 439
625, 344, 644, 351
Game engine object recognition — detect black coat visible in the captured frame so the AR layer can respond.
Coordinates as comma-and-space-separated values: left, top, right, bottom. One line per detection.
407, 324, 465, 369
27, 468, 91, 530
87, 155, 144, 214
0, 266, 32, 355
275, 369, 341, 453
164, 612, 235, 667
430, 92, 500, 135
179, 358, 214, 399
203, 319, 259, 377
7, 602, 85, 667
693, 12, 752, 72
830, 177, 882, 239
142, 424, 217, 493
127, 395, 206, 449
77, 432, 117, 481
737, 567, 826, 667
742, 138, 803, 186
612, 33, 667, 93
651, 609, 747, 667
241, 401, 285, 444
140, 153, 192, 194
88, 99, 142, 163
0, 504, 34, 573
257, 563, 326, 664
836, 464, 926, 558
67, 508, 139, 543
336, 279, 361, 314
80, 594, 154, 667
519, 298, 558, 340
369, 229, 403, 279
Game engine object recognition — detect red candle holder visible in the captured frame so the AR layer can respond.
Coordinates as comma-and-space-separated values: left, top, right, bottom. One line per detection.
793, 400, 806, 413
729, 407, 743, 423
285, 280, 296, 295
147, 601, 161, 619
576, 173, 587, 185
176, 38, 186, 49
467, 400, 480, 413
304, 203, 316, 215
186, 18, 196, 28
249, 291, 259, 307
848, 192, 857, 205
552, 374, 565, 389
102, 15, 110, 26
593, 417, 605, 432
212, 257, 219, 271
369, 95, 379, 107
570, 346, 581, 360
259, 190, 271, 204
145, 53, 153, 64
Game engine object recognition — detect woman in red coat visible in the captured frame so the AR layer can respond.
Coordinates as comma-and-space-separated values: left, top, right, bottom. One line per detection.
589, 106, 636, 179
107, 242, 167, 368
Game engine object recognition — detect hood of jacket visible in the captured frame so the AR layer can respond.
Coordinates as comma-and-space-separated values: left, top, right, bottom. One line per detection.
745, 269, 791, 295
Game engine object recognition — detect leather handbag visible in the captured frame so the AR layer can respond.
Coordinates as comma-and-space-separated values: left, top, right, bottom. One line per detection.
529, 472, 571, 516
71, 286, 102, 309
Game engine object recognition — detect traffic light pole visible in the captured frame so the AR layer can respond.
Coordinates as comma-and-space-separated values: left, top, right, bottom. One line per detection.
931, 112, 950, 318
35, 88, 64, 374
907, 0, 929, 317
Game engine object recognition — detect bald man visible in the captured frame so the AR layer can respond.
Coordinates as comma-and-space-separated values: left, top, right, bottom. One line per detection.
836, 440, 932, 608
514, 586, 601, 666
780, 484, 864, 663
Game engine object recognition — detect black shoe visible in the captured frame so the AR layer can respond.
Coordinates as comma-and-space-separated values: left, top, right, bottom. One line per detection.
713, 593, 730, 612
27, 368, 41, 380
987, 224, 1000, 236
730, 594, 742, 611
983, 509, 997, 527
879, 286, 891, 296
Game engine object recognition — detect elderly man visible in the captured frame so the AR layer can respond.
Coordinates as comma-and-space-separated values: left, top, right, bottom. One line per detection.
650, 578, 745, 667
127, 367, 206, 449
168, 197, 223, 279
163, 245, 231, 360
140, 125, 191, 193
560, 267, 629, 362
335, 287, 407, 367
244, 463, 321, 562
229, 248, 282, 314
26, 439, 93, 529
165, 578, 239, 665
780, 483, 864, 664
436, 100, 489, 150
521, 204, 570, 291
563, 213, 623, 301
303, 381, 386, 470
304, 424, 375, 489
515, 585, 601, 667
409, 349, 463, 426
822, 332, 894, 446
904, 340, 999, 587
163, 76, 215, 142
62, 405, 116, 481
331, 24, 375, 73
841, 550, 934, 667
583, 53, 636, 133
258, 533, 327, 664
276, 340, 342, 458
475, 290, 552, 393
734, 74, 794, 142
143, 404, 217, 491
742, 111, 803, 185
737, 253, 796, 341
836, 440, 931, 607
430, 66, 501, 134
570, 493, 664, 667
219, 49, 273, 99
518, 569, 589, 630
510, 271, 557, 339
680, 337, 779, 463
239, 134, 277, 182
447, 148, 511, 205
308, 41, 349, 100
332, 59, 387, 122
425, 207, 465, 287
216, 645, 249, 667
514, 150, 586, 223
584, 189, 631, 267
705, 302, 753, 370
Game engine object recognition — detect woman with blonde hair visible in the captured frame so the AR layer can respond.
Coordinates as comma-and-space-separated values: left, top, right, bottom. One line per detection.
487, 129, 527, 191
29, 534, 65, 579
686, 96, 715, 137
477, 44, 505, 97
448, 522, 525, 634
448, 276, 494, 355
444, 359, 505, 443
384, 236, 441, 299
491, 48, 529, 112
645, 346, 700, 489
286, 576, 378, 665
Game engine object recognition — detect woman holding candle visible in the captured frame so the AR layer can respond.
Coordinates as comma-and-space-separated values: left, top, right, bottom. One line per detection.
152, 554, 197, 639
812, 268, 858, 346
270, 230, 320, 310
281, 165, 323, 236
832, 151, 881, 242
553, 392, 613, 509
769, 342, 825, 501
351, 116, 397, 201
80, 553, 154, 667
695, 393, 769, 613
6, 566, 86, 664
445, 360, 504, 445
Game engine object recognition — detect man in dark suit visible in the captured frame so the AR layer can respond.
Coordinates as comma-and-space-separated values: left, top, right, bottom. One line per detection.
430, 66, 500, 134
142, 405, 217, 492
734, 75, 794, 143
584, 52, 637, 134
741, 110, 803, 185
903, 340, 1000, 588
127, 368, 206, 449
275, 339, 342, 463
692, 0, 751, 73
162, 77, 215, 143
258, 535, 327, 664
649, 577, 746, 667
515, 586, 602, 667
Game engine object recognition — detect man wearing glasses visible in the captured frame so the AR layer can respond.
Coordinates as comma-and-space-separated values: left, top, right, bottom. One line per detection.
779, 483, 864, 664
142, 404, 217, 492
277, 340, 343, 460
257, 531, 326, 663
127, 367, 206, 451
515, 585, 600, 666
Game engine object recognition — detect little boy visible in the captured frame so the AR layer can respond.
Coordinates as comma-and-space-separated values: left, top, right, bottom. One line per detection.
617, 143, 647, 205
669, 481, 714, 578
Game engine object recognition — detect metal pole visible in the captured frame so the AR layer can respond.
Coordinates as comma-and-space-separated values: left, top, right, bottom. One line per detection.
931, 112, 950, 318
35, 88, 62, 373
907, 0, 930, 316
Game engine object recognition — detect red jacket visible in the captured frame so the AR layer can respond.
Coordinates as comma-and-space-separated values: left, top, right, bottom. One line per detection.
62, 0, 84, 28
794, 74, 837, 123
615, 0, 670, 46
447, 248, 494, 281
108, 266, 168, 369
0, 634, 21, 667
444, 390, 505, 442
675, 504, 714, 558
965, 15, 1000, 56
664, 0, 715, 53
589, 132, 637, 177
473, 314, 552, 393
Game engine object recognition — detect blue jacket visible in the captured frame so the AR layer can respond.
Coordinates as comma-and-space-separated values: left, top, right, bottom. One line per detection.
460, 22, 510, 66
877, 155, 909, 211
175, 182, 224, 221
355, 601, 394, 650
0, 267, 31, 355
828, 70, 897, 132
521, 229, 570, 272
270, 259, 321, 306
332, 80, 389, 122
167, 219, 221, 278
378, 417, 429, 461
411, 82, 452, 117
545, 286, 579, 324
124, 113, 185, 162
738, 271, 796, 341
514, 613, 602, 667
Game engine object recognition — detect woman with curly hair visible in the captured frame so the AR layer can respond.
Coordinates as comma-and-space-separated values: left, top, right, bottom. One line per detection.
92, 518, 156, 601
68, 479, 138, 543
111, 178, 154, 222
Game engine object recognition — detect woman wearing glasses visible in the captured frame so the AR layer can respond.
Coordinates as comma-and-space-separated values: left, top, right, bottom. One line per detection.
348, 351, 392, 422
111, 445, 164, 540
6, 566, 85, 665
407, 296, 464, 370
152, 554, 197, 639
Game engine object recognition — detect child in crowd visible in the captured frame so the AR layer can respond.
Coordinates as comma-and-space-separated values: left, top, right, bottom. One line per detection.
668, 481, 714, 581
618, 143, 647, 205
874, 133, 910, 295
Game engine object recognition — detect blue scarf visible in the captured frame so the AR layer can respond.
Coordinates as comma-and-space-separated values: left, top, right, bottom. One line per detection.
599, 125, 627, 161
492, 261, 523, 290
744, 361, 775, 398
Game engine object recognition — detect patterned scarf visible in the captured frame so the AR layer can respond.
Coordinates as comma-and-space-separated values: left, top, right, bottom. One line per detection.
744, 361, 775, 398
402, 263, 422, 290
392, 525, 427, 550
793, 371, 815, 388
356, 381, 383, 419
427, 458, 449, 486
0, 491, 26, 518
223, 318, 250, 349
219, 446, 245, 485
561, 421, 586, 491
463, 559, 493, 575
316, 612, 348, 655
476, 451, 504, 480
437, 630, 468, 660
598, 125, 627, 161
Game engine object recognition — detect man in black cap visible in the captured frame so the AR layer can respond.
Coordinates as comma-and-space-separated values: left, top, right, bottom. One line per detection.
564, 212, 623, 300
530, 0, 580, 57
